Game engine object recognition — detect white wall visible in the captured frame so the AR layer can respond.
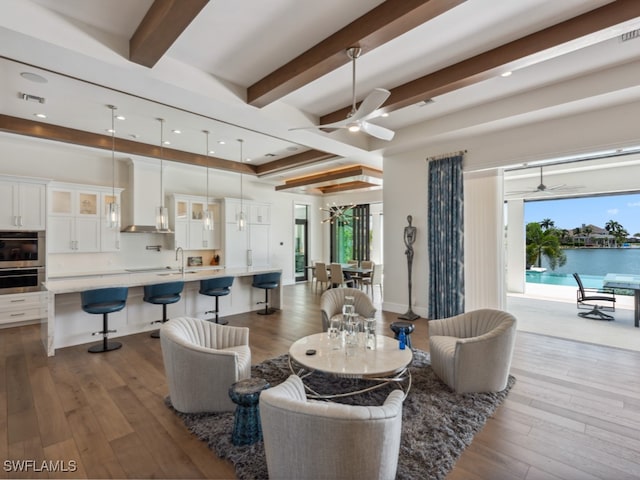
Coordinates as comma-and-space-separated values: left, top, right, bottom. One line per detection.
0, 133, 322, 285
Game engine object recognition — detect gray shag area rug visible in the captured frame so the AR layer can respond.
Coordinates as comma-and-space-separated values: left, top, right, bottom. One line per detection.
166, 349, 515, 480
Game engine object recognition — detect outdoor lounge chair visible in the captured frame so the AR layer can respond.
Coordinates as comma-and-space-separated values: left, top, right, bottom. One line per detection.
572, 273, 616, 321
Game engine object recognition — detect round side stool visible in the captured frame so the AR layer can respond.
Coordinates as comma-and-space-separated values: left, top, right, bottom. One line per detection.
229, 377, 270, 446
390, 321, 415, 349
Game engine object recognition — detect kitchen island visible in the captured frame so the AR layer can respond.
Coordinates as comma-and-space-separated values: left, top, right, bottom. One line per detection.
43, 266, 282, 356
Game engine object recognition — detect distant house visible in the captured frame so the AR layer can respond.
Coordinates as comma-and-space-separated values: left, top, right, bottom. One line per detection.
570, 224, 615, 247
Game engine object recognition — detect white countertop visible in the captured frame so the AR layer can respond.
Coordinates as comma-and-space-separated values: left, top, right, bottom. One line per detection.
44, 266, 282, 294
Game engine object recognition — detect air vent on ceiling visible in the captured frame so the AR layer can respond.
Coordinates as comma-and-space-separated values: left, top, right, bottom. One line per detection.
621, 29, 640, 42
19, 92, 45, 104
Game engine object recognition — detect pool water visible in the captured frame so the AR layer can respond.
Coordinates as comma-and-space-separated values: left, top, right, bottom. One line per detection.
525, 271, 604, 288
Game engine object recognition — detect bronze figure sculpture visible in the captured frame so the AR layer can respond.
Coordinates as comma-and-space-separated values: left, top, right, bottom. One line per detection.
399, 215, 420, 321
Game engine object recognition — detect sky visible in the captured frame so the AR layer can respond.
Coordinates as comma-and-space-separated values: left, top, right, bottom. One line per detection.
523, 192, 640, 236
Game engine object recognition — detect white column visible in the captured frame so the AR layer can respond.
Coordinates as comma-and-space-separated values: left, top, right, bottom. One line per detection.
464, 170, 505, 310
506, 199, 526, 293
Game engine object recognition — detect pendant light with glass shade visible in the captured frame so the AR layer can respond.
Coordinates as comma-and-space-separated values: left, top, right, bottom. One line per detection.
155, 118, 169, 231
203, 130, 214, 231
106, 105, 120, 229
237, 138, 246, 231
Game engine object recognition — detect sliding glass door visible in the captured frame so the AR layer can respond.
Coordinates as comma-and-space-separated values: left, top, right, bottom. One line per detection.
294, 204, 309, 282
330, 204, 370, 263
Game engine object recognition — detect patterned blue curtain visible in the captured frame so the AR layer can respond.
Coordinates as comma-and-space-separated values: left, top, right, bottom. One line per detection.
428, 154, 464, 319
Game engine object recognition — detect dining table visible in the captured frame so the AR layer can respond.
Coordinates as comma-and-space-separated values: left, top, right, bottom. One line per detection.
306, 263, 372, 290
602, 273, 640, 327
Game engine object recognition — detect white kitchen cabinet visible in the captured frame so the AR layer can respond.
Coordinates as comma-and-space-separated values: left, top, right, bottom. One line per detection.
222, 198, 270, 268
249, 203, 270, 224
0, 291, 48, 326
170, 194, 220, 250
0, 177, 47, 230
48, 183, 122, 253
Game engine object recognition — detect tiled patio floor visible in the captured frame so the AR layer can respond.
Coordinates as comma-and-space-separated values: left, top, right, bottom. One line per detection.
507, 283, 639, 352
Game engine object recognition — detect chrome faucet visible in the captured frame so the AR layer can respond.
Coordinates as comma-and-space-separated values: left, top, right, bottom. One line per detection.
175, 247, 184, 274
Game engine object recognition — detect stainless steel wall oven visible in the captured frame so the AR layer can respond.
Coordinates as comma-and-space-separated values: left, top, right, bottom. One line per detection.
0, 231, 45, 293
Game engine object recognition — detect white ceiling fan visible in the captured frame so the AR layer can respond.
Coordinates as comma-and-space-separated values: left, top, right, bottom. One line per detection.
507, 166, 582, 196
290, 47, 395, 141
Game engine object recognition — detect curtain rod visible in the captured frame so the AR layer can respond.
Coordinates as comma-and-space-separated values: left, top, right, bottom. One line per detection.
425, 150, 467, 162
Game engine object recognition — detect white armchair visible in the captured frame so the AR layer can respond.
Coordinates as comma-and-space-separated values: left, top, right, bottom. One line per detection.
320, 287, 376, 331
429, 309, 517, 393
260, 375, 404, 480
160, 316, 251, 413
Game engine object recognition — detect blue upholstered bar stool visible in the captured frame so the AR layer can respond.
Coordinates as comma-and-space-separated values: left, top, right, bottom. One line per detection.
81, 287, 128, 353
252, 272, 281, 315
144, 281, 184, 338
199, 276, 234, 325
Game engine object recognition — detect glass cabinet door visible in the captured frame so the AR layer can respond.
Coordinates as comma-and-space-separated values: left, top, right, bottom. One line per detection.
51, 190, 73, 215
78, 192, 98, 216
191, 201, 205, 221
175, 199, 188, 220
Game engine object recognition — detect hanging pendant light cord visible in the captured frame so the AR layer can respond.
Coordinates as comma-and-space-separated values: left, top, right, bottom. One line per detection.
205, 130, 210, 204
111, 107, 115, 198
239, 139, 243, 210
159, 119, 164, 208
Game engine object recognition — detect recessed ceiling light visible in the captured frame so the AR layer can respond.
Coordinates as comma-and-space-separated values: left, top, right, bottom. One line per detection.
21, 72, 47, 83
163, 141, 171, 145
218, 140, 226, 145
116, 115, 126, 121
245, 158, 252, 162
501, 71, 512, 77
286, 146, 299, 152
208, 150, 215, 155
105, 128, 115, 133
34, 113, 47, 119
381, 112, 389, 117
172, 129, 181, 134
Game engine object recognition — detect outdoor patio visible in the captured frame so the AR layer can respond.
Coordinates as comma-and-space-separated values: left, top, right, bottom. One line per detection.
507, 282, 639, 352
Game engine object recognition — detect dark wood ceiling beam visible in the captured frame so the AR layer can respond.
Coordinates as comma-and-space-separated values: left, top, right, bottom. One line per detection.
321, 0, 640, 124
319, 181, 378, 194
247, 0, 465, 108
0, 115, 255, 175
255, 149, 337, 177
130, 0, 209, 68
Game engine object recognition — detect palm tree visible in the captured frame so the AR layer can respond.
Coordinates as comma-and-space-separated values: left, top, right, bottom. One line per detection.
583, 225, 593, 245
540, 218, 555, 230
605, 220, 629, 247
526, 222, 567, 270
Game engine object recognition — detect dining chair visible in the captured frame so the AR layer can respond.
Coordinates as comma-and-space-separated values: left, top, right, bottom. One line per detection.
362, 263, 382, 300
329, 263, 355, 288
309, 259, 320, 290
314, 262, 331, 293
357, 260, 374, 289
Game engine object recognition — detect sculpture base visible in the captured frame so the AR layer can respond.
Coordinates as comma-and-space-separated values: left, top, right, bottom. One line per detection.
398, 309, 420, 321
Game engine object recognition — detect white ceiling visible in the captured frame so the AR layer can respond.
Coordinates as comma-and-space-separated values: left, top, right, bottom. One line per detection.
2, 0, 640, 188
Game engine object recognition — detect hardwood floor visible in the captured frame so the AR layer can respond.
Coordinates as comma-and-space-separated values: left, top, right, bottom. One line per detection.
2, 283, 640, 479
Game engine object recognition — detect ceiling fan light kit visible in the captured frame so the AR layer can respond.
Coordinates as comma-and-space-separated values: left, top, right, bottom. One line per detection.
289, 47, 395, 141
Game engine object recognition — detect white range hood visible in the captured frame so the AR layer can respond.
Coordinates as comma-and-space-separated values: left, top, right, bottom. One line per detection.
121, 158, 172, 233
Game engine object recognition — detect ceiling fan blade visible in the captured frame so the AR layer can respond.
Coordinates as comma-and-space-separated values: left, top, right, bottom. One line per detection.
545, 183, 567, 191
360, 120, 395, 141
349, 88, 390, 122
289, 119, 351, 132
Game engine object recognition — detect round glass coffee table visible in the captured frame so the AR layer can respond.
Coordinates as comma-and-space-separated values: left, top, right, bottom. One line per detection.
288, 332, 413, 399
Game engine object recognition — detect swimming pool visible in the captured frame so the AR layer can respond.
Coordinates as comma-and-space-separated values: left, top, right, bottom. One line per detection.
525, 271, 604, 288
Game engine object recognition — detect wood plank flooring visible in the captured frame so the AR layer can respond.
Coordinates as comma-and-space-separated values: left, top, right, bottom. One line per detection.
1, 283, 640, 479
